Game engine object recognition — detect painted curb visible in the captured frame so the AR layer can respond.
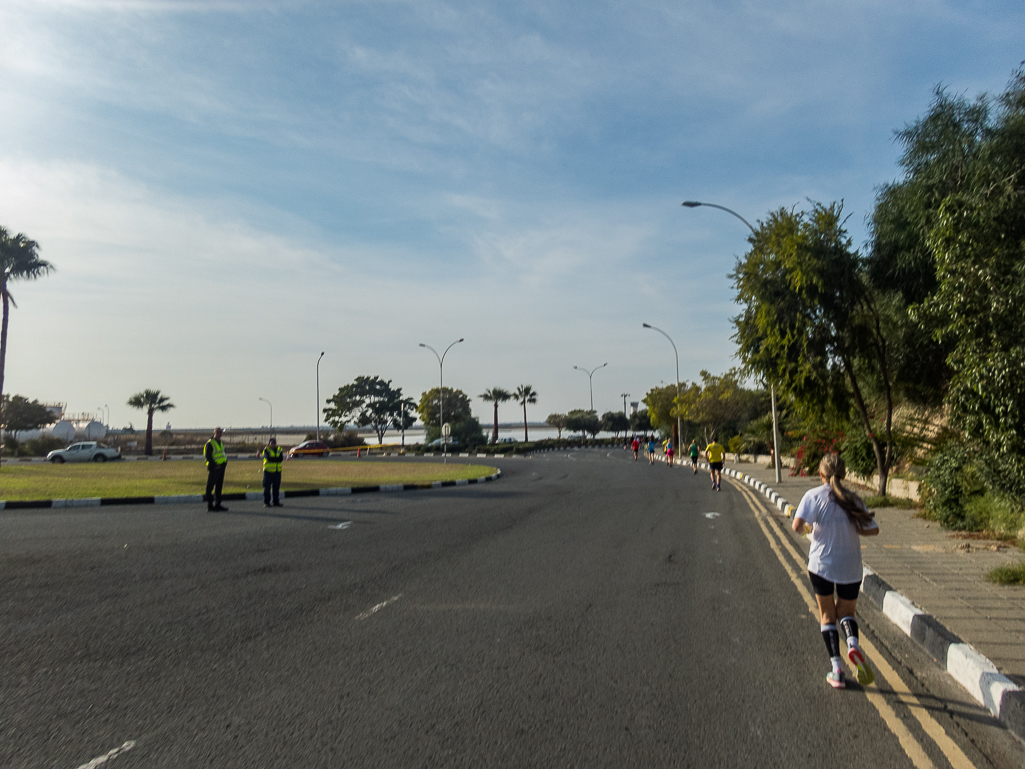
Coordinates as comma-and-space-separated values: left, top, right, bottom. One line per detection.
0, 470, 503, 510
725, 463, 1025, 742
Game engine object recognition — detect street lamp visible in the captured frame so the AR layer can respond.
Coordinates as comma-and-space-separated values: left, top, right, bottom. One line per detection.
572, 363, 607, 411
642, 324, 681, 451
682, 200, 782, 482
259, 397, 273, 430
316, 351, 325, 440
419, 338, 464, 459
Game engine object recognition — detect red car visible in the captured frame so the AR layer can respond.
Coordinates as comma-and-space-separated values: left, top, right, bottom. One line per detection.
287, 440, 331, 458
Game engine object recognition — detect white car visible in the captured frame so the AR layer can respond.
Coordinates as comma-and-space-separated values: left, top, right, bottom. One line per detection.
47, 442, 122, 464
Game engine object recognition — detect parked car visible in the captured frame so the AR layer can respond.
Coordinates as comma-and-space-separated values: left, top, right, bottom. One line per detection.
287, 440, 331, 458
47, 442, 122, 464
426, 438, 460, 449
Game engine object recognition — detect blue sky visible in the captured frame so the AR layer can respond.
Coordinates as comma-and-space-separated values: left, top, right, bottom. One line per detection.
2, 0, 1023, 430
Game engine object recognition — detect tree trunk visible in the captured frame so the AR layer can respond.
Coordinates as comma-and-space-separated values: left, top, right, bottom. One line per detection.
145, 409, 154, 455
522, 403, 528, 442
493, 403, 499, 443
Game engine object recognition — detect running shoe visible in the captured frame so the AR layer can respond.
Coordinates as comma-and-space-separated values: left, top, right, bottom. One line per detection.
826, 670, 845, 689
847, 647, 874, 686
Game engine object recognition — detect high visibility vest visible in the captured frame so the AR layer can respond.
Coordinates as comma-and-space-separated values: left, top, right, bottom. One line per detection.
205, 438, 227, 468
262, 446, 283, 473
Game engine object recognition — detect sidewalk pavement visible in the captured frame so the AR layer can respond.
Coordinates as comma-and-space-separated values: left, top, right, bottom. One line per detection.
714, 457, 1025, 739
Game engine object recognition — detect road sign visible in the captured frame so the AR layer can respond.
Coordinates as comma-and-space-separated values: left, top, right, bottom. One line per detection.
442, 423, 451, 437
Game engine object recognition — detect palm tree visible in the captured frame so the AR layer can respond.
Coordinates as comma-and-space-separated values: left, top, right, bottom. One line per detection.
0, 227, 54, 467
479, 387, 512, 444
127, 389, 175, 455
514, 384, 538, 442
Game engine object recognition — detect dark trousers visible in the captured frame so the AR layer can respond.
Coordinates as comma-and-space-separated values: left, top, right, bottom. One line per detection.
263, 471, 281, 504
205, 464, 226, 508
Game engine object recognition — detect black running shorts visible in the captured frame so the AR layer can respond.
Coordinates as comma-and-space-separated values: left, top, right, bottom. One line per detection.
808, 571, 861, 601
710, 461, 723, 471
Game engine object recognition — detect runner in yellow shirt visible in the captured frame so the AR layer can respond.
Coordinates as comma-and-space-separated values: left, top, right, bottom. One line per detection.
705, 439, 725, 491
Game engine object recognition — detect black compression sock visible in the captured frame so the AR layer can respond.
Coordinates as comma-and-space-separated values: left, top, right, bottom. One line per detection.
820, 624, 841, 659
839, 616, 859, 647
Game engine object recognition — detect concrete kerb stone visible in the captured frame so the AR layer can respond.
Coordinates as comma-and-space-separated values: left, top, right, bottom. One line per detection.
737, 468, 1025, 743
0, 470, 503, 510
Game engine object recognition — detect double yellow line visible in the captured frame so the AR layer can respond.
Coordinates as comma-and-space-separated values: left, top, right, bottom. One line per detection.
730, 479, 976, 769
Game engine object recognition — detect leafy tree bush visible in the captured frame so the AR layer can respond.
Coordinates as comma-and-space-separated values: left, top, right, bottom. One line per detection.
545, 413, 567, 439
1, 394, 57, 432
566, 409, 600, 437
600, 411, 630, 436
324, 375, 411, 445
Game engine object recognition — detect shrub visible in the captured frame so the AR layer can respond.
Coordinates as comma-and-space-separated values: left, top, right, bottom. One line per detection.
920, 440, 1024, 534
790, 428, 844, 476
987, 562, 1025, 586
21, 436, 67, 457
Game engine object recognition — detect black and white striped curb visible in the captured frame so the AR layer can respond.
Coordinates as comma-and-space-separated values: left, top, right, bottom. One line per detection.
0, 470, 502, 510
716, 462, 1025, 742
861, 567, 1025, 740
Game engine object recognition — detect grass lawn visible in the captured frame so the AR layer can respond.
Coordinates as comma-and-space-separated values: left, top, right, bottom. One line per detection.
0, 460, 497, 501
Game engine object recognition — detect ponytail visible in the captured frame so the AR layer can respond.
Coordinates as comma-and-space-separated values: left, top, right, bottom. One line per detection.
819, 453, 875, 531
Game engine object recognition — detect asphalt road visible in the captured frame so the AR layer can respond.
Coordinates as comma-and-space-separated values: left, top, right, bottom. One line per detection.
2, 449, 1023, 768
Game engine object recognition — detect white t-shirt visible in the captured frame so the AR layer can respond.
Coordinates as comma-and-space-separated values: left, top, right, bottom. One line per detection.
795, 483, 877, 585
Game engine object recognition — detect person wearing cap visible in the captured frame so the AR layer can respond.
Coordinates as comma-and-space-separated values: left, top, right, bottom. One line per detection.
204, 427, 228, 512
261, 437, 284, 508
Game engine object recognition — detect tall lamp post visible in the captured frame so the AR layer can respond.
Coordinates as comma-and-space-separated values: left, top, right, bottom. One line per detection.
419, 338, 464, 459
259, 397, 273, 430
682, 200, 782, 483
572, 363, 607, 411
642, 323, 681, 450
316, 351, 325, 440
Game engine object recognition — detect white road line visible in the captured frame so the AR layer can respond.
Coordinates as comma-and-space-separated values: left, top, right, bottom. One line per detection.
75, 741, 136, 769
703, 512, 719, 519
330, 521, 352, 530
356, 594, 403, 621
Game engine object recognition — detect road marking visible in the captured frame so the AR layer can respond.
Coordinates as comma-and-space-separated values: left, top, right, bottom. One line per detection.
75, 741, 136, 769
356, 594, 403, 621
732, 481, 977, 769
703, 512, 719, 519
330, 521, 352, 530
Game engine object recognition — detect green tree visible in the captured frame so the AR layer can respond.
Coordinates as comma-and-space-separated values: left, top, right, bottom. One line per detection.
417, 387, 473, 428
127, 389, 175, 456
0, 227, 54, 466
629, 408, 651, 433
324, 376, 410, 445
545, 413, 568, 439
514, 384, 538, 442
920, 69, 1025, 501
566, 409, 601, 438
642, 385, 678, 437
600, 411, 630, 437
0, 395, 57, 432
674, 369, 767, 444
479, 387, 512, 444
732, 203, 897, 495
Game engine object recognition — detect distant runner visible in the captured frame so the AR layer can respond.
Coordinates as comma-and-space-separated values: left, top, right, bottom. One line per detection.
688, 440, 700, 474
705, 439, 725, 490
665, 439, 675, 467
631, 436, 640, 461
646, 436, 657, 465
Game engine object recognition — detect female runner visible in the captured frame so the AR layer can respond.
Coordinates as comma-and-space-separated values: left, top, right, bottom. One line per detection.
792, 453, 879, 689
